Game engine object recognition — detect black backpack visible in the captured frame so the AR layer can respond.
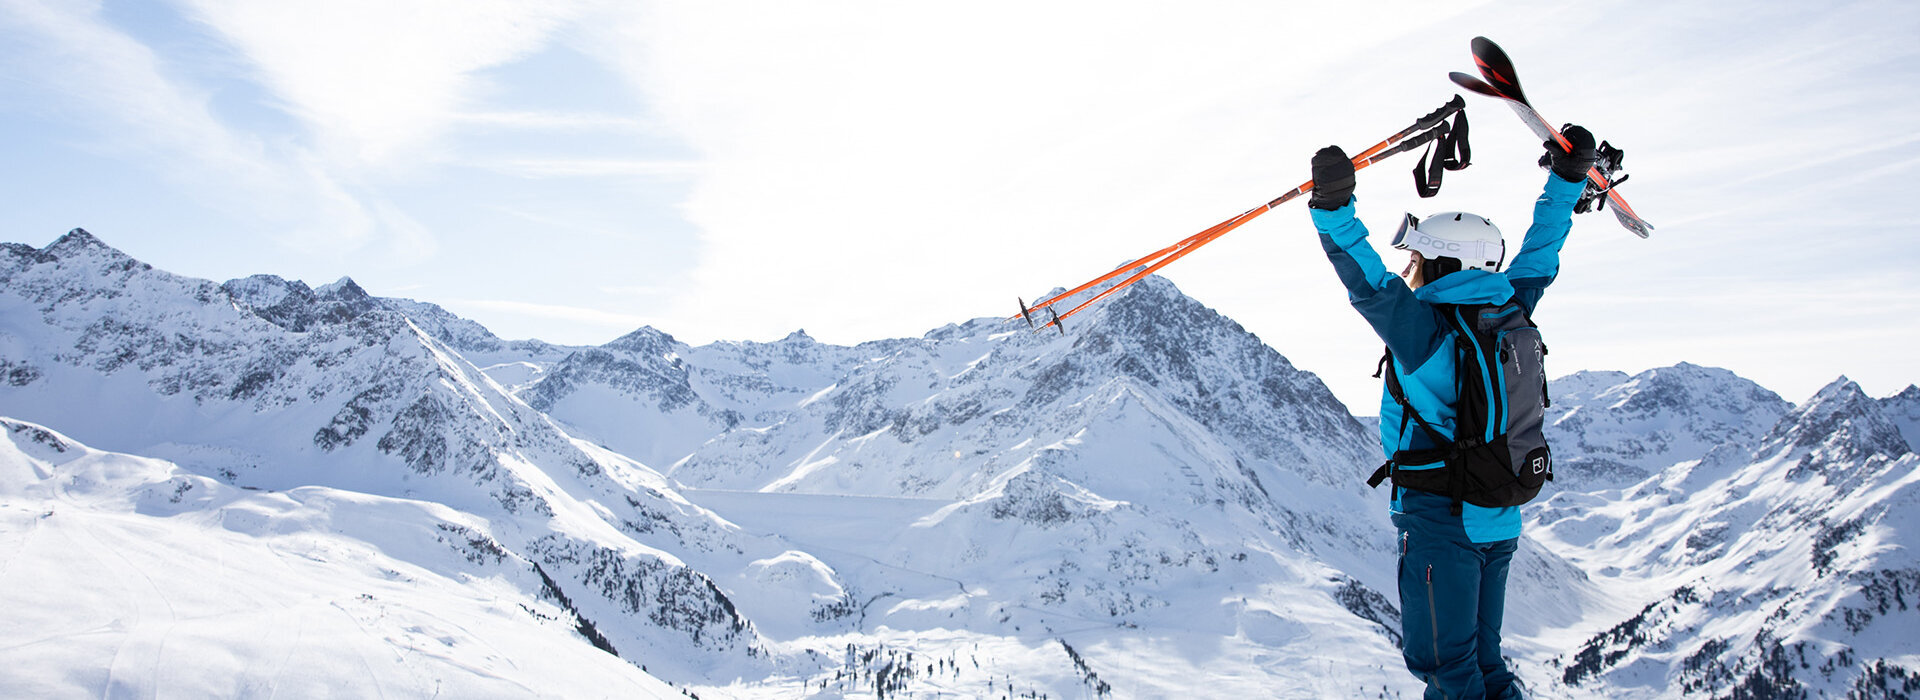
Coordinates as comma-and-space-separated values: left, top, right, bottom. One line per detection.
1367, 299, 1552, 512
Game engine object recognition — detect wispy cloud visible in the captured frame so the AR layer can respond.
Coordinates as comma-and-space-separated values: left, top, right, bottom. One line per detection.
6, 0, 1914, 409
480, 158, 701, 179
0, 0, 423, 261
451, 110, 655, 133
598, 284, 671, 298
176, 0, 599, 169
563, 0, 1919, 408
578, 1, 1489, 347
2, 0, 674, 284
2, 0, 277, 190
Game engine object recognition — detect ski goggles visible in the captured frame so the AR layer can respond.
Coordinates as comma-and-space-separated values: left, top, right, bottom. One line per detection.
1389, 213, 1421, 250
1389, 213, 1506, 270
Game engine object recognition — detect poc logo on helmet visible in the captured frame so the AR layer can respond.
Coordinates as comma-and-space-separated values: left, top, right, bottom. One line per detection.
1414, 233, 1463, 253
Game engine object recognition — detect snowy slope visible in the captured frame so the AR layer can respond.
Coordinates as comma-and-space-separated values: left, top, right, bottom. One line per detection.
1881, 385, 1920, 452
521, 327, 870, 470
0, 418, 686, 698
583, 274, 1603, 696
376, 293, 578, 391
0, 232, 1463, 696
1529, 378, 1920, 699
3, 228, 1912, 698
217, 271, 577, 394
1545, 364, 1791, 492
0, 231, 1445, 696
0, 230, 813, 685
672, 277, 1375, 499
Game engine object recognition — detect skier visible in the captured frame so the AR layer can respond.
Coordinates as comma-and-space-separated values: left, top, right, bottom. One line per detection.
1305, 125, 1598, 699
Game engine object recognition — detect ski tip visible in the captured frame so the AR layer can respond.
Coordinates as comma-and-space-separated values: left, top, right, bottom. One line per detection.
1467, 36, 1527, 104
1613, 208, 1655, 238
1449, 72, 1505, 98
1470, 37, 1510, 68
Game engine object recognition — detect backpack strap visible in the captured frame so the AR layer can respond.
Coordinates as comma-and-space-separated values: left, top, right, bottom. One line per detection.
1381, 330, 1464, 454
1373, 309, 1477, 516
1372, 344, 1463, 505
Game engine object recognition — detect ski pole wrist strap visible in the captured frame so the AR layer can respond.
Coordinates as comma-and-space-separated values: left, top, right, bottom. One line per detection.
1413, 110, 1471, 198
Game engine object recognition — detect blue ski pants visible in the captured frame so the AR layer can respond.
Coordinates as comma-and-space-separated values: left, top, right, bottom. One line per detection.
1393, 491, 1522, 700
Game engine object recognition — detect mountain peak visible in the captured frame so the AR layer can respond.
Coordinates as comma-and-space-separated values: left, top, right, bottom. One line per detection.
1881, 385, 1920, 452
1805, 376, 1872, 411
48, 227, 103, 251
1620, 363, 1785, 410
222, 274, 310, 310
1017, 274, 1196, 330
220, 274, 381, 332
1545, 363, 1792, 490
317, 277, 371, 302
779, 329, 815, 344
606, 326, 682, 355
1068, 275, 1220, 335
41, 227, 137, 266
1757, 376, 1909, 467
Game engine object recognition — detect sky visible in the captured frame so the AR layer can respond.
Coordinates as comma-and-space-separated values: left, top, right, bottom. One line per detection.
2, 0, 1916, 414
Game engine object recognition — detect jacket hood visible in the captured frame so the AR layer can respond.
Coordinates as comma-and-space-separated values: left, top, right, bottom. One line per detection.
1412, 269, 1514, 306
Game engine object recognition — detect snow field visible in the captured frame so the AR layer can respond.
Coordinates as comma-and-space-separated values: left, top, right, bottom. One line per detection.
0, 421, 684, 698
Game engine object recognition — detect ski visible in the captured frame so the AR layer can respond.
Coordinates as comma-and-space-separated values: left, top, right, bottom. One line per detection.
1449, 36, 1654, 238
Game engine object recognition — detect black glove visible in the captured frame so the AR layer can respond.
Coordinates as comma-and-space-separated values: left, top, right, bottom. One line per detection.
1308, 146, 1355, 211
1542, 124, 1597, 183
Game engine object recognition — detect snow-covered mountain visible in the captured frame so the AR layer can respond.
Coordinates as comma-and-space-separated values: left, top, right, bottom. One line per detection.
0, 229, 812, 688
0, 231, 1440, 696
511, 263, 1498, 694
2, 228, 1913, 698
0, 417, 684, 697
1531, 377, 1919, 698
669, 277, 1377, 499
1544, 364, 1790, 491
1882, 385, 1920, 454
521, 326, 871, 471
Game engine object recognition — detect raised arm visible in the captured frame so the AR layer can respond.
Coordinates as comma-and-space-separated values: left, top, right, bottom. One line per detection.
1506, 125, 1597, 314
1308, 146, 1449, 371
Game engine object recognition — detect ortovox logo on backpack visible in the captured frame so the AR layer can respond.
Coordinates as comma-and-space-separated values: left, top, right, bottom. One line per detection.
1366, 300, 1554, 509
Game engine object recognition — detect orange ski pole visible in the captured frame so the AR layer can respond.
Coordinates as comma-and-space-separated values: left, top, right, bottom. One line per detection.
1025, 95, 1467, 332
1012, 210, 1244, 326
1037, 206, 1267, 332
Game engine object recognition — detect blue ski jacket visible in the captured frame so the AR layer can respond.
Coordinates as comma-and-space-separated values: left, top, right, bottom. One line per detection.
1312, 173, 1584, 543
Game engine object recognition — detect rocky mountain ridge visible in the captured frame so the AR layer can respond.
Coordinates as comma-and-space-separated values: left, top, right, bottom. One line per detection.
2, 228, 1913, 698
1532, 377, 1918, 699
0, 229, 787, 684
1545, 363, 1792, 491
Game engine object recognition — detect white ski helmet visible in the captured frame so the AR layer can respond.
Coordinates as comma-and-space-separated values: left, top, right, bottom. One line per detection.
1390, 211, 1505, 271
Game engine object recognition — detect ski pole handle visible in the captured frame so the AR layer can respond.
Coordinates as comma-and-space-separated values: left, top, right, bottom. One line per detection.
1353, 94, 1466, 162
1411, 95, 1468, 134
1272, 94, 1466, 209
1359, 125, 1446, 164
